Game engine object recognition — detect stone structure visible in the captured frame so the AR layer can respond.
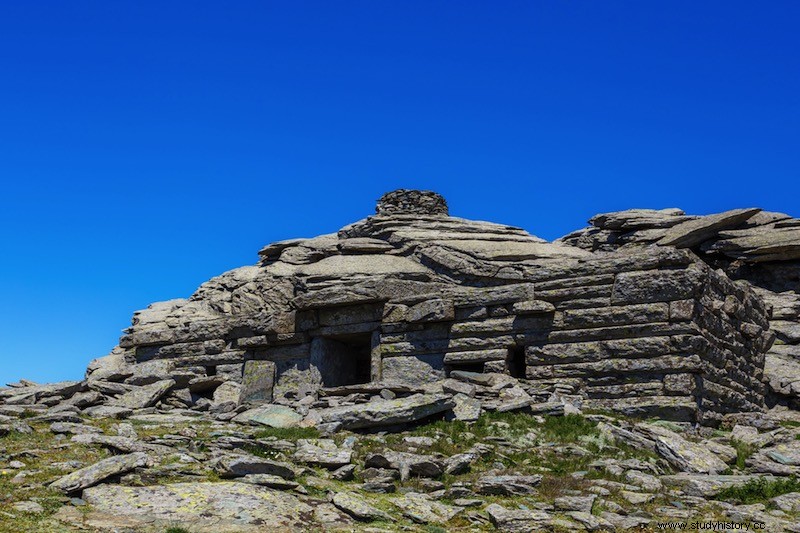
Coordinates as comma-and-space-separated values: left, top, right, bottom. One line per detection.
558, 207, 800, 410
84, 190, 776, 425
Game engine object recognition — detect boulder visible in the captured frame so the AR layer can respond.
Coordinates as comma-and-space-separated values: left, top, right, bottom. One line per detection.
554, 495, 596, 513
486, 504, 553, 532
364, 450, 444, 480
657, 208, 761, 248
771, 492, 800, 512
110, 379, 175, 409
233, 404, 303, 428
389, 492, 462, 524
293, 439, 353, 469
332, 491, 391, 521
636, 423, 728, 474
49, 452, 149, 493
474, 474, 542, 496
76, 481, 323, 530
661, 474, 776, 497
213, 455, 296, 480
451, 393, 482, 422
239, 474, 299, 491
304, 394, 455, 431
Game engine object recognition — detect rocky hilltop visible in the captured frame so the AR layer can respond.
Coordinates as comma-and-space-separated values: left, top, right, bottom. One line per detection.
2, 190, 800, 532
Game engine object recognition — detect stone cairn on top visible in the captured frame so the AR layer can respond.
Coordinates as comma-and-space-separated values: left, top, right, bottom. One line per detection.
375, 189, 449, 216
3, 190, 800, 532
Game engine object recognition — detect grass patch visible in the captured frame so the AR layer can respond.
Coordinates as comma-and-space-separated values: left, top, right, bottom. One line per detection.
0, 420, 109, 532
715, 476, 800, 504
732, 440, 757, 470
252, 426, 320, 440
541, 414, 599, 443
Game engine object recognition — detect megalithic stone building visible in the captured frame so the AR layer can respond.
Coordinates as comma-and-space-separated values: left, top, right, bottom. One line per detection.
92, 189, 774, 425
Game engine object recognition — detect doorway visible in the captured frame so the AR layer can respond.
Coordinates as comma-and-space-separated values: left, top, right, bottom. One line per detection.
312, 334, 373, 387
509, 345, 527, 379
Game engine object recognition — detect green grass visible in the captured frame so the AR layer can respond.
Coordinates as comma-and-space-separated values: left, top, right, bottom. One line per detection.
715, 476, 800, 504
781, 420, 800, 428
541, 414, 600, 443
252, 426, 320, 440
732, 440, 757, 470
164, 527, 191, 533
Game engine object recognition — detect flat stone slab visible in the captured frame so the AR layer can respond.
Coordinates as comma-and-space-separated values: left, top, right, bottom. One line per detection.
657, 208, 761, 248
110, 379, 175, 409
474, 474, 543, 496
127, 412, 203, 424
304, 393, 455, 431
73, 481, 333, 531
485, 503, 554, 532
636, 423, 728, 474
332, 491, 391, 521
49, 452, 149, 493
390, 492, 463, 524
293, 439, 353, 469
233, 404, 302, 428
661, 474, 776, 497
214, 455, 296, 480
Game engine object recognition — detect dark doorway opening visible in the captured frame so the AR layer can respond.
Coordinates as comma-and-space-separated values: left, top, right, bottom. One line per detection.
313, 334, 373, 387
509, 346, 526, 379
447, 362, 485, 376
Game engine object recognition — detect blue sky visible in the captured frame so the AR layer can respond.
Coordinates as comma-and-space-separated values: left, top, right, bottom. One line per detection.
0, 1, 798, 385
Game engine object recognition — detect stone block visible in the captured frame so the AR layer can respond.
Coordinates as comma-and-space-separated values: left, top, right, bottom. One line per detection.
240, 361, 276, 405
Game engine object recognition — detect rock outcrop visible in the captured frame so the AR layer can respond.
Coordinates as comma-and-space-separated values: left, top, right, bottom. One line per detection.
9, 189, 764, 428
5, 189, 800, 532
558, 206, 800, 410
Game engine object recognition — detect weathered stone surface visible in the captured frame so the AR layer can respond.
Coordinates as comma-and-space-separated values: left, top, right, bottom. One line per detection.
657, 208, 762, 248
474, 474, 542, 495
554, 495, 596, 513
49, 422, 103, 435
49, 452, 149, 493
239, 360, 276, 405
70, 434, 157, 454
77, 482, 321, 531
771, 492, 800, 512
12, 501, 44, 513
611, 268, 704, 304
305, 394, 455, 431
376, 189, 448, 216
233, 404, 302, 428
110, 379, 175, 409
451, 393, 482, 422
444, 450, 481, 475
637, 424, 728, 474
293, 439, 352, 469
389, 492, 462, 524
213, 455, 296, 480
82, 405, 133, 419
405, 298, 454, 324
213, 381, 242, 406
239, 474, 300, 491
625, 469, 662, 492
4, 191, 783, 437
332, 491, 391, 521
661, 473, 776, 497
590, 208, 692, 231
486, 503, 553, 532
364, 450, 444, 480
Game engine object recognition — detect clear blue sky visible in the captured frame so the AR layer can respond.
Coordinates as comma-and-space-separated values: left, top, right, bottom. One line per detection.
1, 2, 798, 385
